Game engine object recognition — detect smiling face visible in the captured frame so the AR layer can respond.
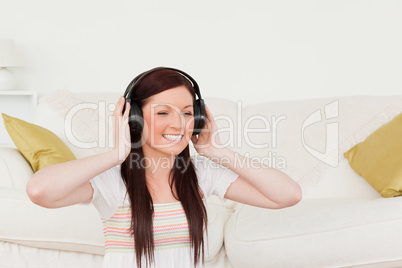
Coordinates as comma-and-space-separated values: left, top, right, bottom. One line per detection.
141, 86, 195, 159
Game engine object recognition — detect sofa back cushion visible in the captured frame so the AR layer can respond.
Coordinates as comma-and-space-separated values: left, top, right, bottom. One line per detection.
206, 95, 402, 199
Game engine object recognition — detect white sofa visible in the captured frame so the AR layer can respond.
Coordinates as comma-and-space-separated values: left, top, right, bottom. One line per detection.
1, 90, 402, 268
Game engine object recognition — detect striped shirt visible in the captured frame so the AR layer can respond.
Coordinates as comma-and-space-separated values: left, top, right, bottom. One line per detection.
102, 202, 190, 253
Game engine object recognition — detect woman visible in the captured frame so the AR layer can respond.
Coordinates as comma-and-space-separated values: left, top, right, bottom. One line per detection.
27, 67, 302, 268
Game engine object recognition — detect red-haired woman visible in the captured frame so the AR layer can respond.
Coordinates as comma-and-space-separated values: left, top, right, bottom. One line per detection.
27, 67, 301, 268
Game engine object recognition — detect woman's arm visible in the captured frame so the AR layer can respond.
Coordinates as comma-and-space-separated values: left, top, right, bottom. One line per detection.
206, 147, 302, 209
26, 96, 131, 208
27, 149, 120, 208
191, 104, 302, 209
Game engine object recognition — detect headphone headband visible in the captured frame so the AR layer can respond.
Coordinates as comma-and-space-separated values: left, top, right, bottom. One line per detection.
124, 67, 202, 100
124, 67, 206, 136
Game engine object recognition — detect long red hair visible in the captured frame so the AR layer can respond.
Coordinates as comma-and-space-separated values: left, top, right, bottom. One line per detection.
120, 68, 208, 268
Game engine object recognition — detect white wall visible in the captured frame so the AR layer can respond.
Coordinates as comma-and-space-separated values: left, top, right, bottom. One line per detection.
1, 0, 401, 105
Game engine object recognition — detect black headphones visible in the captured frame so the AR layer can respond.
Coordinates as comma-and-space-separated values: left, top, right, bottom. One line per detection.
123, 67, 206, 136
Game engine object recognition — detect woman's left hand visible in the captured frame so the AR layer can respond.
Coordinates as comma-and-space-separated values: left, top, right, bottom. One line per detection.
191, 104, 222, 157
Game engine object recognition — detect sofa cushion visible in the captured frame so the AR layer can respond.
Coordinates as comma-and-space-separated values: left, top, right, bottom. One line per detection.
225, 197, 402, 267
344, 113, 402, 198
32, 90, 114, 159
2, 114, 76, 172
237, 95, 402, 188
0, 147, 33, 189
301, 158, 381, 199
277, 95, 402, 199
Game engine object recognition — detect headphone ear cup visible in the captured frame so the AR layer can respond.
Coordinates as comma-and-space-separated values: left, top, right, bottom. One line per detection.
127, 99, 144, 136
193, 99, 205, 135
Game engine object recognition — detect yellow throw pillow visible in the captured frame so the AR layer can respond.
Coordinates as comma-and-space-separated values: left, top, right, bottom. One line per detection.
2, 113, 76, 172
344, 112, 402, 198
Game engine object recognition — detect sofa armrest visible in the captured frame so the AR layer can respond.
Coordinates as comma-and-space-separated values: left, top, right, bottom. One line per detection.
0, 147, 33, 189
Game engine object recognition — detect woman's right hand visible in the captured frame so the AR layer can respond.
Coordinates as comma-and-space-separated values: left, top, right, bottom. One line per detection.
112, 96, 131, 163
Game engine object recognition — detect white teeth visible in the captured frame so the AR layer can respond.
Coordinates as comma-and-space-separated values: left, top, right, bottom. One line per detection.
163, 135, 183, 141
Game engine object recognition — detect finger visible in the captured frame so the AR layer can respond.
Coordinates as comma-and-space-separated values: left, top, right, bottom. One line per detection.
204, 104, 212, 115
204, 104, 213, 121
114, 96, 125, 115
204, 103, 210, 113
203, 104, 215, 127
123, 102, 130, 119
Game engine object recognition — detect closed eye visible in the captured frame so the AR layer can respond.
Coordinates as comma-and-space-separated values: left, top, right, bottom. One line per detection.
157, 112, 193, 116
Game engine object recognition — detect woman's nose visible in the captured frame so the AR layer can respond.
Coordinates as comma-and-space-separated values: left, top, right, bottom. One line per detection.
170, 110, 186, 129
